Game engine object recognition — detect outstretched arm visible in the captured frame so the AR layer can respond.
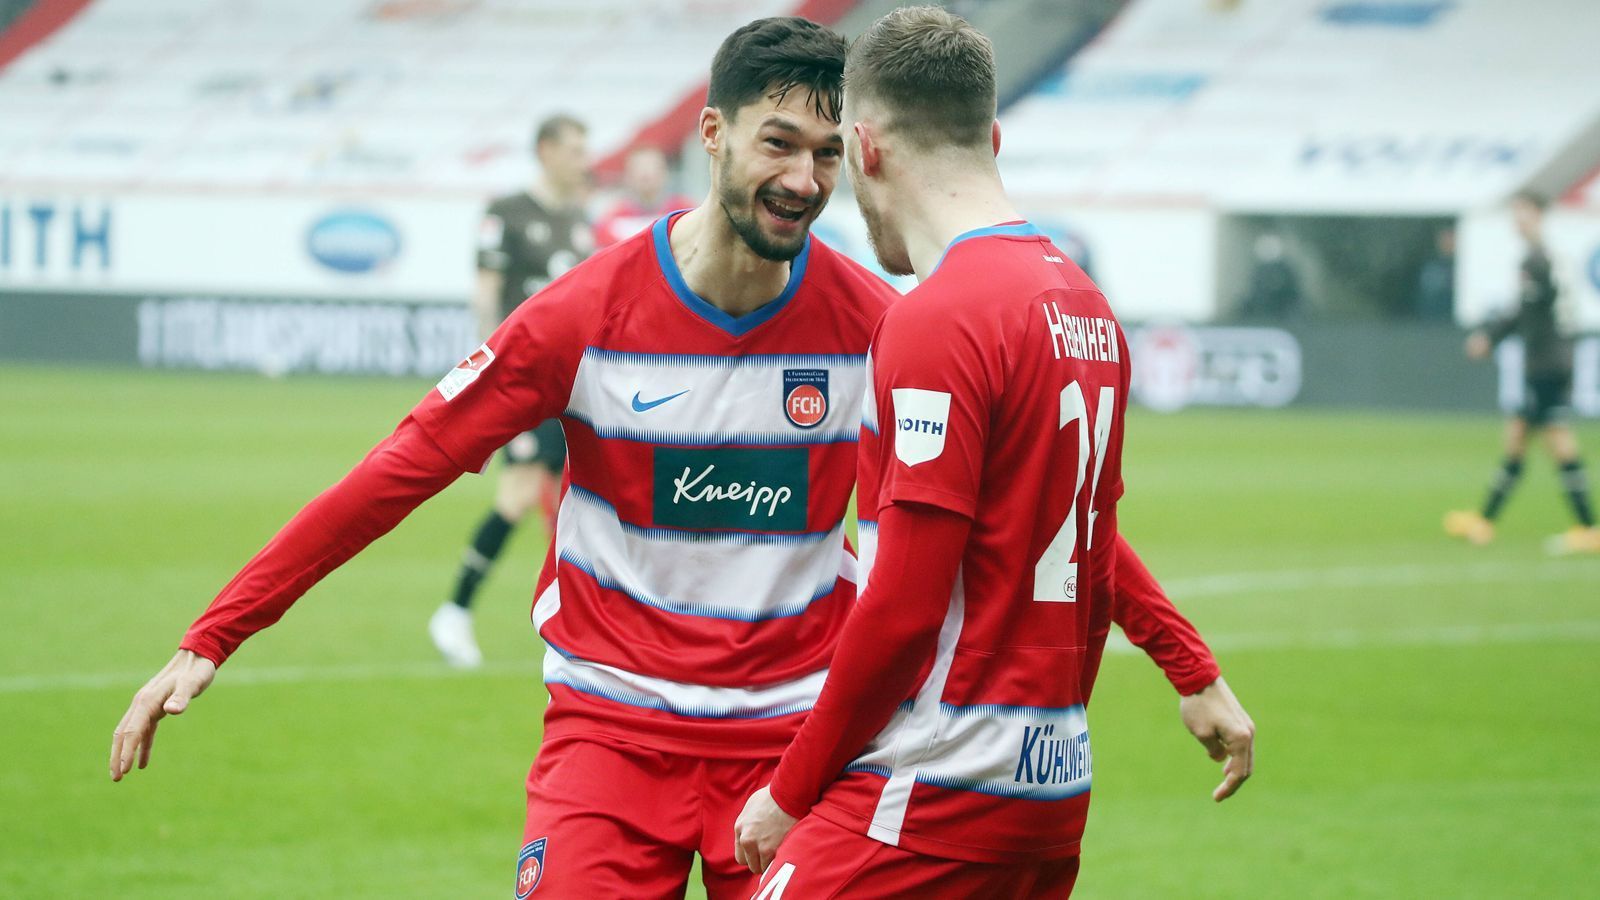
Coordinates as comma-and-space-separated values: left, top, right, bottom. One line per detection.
109, 416, 462, 781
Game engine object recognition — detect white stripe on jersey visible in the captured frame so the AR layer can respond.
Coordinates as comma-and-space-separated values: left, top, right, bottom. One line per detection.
856, 519, 879, 593
865, 570, 968, 845
849, 702, 1091, 802
861, 352, 879, 435
555, 485, 850, 621
565, 348, 866, 446
534, 581, 830, 719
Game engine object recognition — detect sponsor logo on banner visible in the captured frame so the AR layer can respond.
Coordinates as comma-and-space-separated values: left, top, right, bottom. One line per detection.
437, 343, 494, 401
515, 837, 546, 897
782, 368, 829, 428
305, 209, 402, 274
135, 296, 475, 377
1300, 135, 1533, 175
0, 199, 114, 276
891, 388, 951, 466
1319, 2, 1454, 28
1129, 326, 1300, 412
653, 447, 808, 531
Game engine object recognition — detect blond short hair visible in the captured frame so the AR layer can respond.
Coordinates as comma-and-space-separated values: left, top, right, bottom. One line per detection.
845, 6, 996, 150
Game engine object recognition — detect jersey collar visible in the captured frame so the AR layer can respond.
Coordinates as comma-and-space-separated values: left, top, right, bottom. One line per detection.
931, 221, 1044, 275
651, 211, 812, 338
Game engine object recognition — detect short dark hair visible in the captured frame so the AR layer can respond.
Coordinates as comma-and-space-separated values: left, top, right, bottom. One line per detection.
846, 6, 996, 149
534, 113, 585, 149
1513, 189, 1549, 211
707, 17, 847, 124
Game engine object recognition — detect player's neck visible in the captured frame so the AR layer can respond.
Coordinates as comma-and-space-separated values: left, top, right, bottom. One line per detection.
668, 204, 794, 317
897, 171, 1022, 283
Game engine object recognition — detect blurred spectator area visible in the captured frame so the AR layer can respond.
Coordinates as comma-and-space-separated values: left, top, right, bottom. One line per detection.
0, 0, 834, 193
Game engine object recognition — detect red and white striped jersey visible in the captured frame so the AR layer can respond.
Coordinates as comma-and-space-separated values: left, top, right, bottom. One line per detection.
413, 213, 898, 757
811, 223, 1131, 861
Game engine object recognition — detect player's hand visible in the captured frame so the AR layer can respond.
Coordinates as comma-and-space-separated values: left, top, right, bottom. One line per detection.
109, 649, 216, 782
1179, 676, 1255, 802
1465, 332, 1491, 360
733, 785, 799, 875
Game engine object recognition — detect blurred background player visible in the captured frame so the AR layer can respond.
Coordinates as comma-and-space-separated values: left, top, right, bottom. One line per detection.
1446, 191, 1599, 554
593, 145, 695, 247
429, 113, 596, 667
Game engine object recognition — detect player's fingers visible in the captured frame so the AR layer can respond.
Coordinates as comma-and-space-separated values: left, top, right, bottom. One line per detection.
1213, 735, 1253, 802
732, 829, 747, 868
115, 691, 165, 779
1200, 732, 1226, 762
139, 720, 158, 770
1213, 755, 1249, 801
742, 837, 764, 875
109, 728, 125, 781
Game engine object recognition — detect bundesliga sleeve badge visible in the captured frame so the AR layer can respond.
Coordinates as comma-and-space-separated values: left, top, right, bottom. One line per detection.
514, 837, 546, 897
436, 343, 495, 402
782, 368, 829, 428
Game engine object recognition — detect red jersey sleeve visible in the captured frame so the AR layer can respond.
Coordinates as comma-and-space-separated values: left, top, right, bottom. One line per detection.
179, 417, 460, 666
1111, 535, 1221, 695
869, 310, 991, 519
768, 500, 972, 817
411, 273, 602, 472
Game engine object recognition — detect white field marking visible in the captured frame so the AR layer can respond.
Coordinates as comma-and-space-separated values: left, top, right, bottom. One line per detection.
6, 559, 1598, 695
1159, 559, 1600, 598
1106, 620, 1600, 655
0, 659, 540, 695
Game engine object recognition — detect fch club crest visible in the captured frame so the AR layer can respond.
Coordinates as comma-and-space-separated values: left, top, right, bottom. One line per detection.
783, 368, 829, 428
515, 837, 546, 897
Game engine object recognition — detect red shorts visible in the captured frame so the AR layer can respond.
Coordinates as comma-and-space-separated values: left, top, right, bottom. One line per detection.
517, 735, 775, 899
755, 814, 1081, 899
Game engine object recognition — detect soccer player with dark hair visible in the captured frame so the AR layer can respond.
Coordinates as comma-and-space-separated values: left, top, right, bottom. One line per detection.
111, 14, 1239, 897
734, 8, 1254, 895
429, 112, 595, 668
1446, 190, 1600, 554
114, 18, 889, 897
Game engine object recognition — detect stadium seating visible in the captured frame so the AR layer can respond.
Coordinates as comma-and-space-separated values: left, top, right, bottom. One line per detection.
0, 0, 805, 193
999, 0, 1600, 214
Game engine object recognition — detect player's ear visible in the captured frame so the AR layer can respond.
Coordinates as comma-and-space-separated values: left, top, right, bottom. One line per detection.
699, 108, 723, 157
991, 119, 1002, 158
854, 122, 880, 177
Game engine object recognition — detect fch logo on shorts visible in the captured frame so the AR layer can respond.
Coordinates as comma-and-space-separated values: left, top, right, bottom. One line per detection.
515, 837, 546, 898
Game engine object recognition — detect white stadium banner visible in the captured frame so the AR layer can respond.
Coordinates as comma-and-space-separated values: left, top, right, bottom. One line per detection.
0, 192, 479, 300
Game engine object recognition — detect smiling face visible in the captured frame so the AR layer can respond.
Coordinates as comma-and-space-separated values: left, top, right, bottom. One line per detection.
711, 88, 843, 262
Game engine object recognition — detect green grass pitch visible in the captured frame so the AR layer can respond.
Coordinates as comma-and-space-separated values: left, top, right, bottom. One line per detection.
2, 364, 1597, 897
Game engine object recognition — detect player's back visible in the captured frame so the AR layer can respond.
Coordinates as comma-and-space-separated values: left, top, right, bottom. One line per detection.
825, 222, 1130, 863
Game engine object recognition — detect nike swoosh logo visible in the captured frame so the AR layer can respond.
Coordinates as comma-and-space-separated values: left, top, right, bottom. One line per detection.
631, 389, 690, 413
